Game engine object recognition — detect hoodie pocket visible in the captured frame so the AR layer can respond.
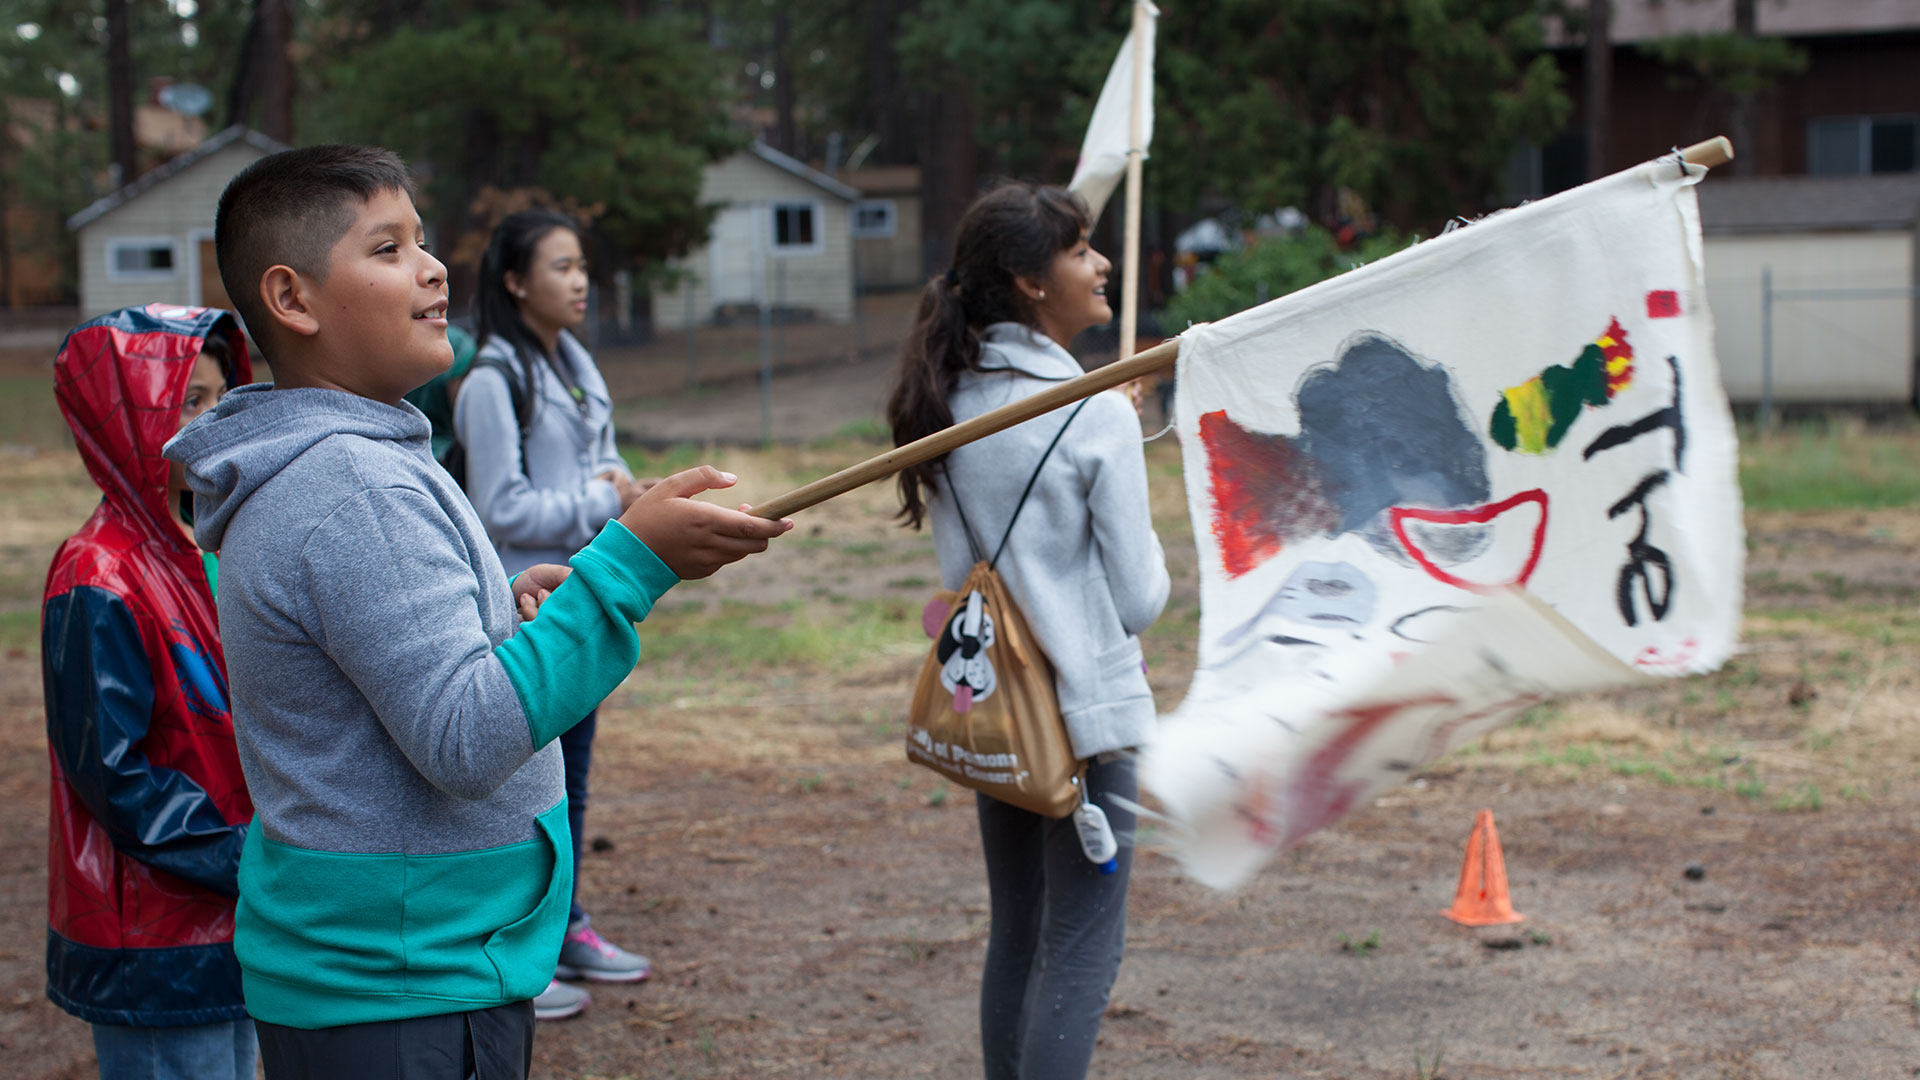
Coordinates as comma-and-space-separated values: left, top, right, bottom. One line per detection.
479, 800, 573, 1000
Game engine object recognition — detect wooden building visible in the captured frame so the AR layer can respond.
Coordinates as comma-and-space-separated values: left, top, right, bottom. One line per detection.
652, 141, 860, 329
66, 126, 288, 320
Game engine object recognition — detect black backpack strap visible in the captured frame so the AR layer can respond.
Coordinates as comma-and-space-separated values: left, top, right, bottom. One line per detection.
990, 397, 1091, 569
470, 356, 526, 429
940, 396, 1094, 570
938, 459, 989, 565
468, 355, 528, 477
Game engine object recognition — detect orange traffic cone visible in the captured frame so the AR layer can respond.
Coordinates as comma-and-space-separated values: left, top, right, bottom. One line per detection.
1441, 808, 1525, 926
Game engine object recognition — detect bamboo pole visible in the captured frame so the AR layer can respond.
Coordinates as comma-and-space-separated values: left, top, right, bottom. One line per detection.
748, 136, 1733, 520
1677, 135, 1733, 169
751, 337, 1181, 520
1117, 0, 1149, 366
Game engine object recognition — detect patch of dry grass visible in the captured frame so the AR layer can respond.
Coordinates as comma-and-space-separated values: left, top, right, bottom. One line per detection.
1458, 604, 1920, 804
1740, 417, 1920, 511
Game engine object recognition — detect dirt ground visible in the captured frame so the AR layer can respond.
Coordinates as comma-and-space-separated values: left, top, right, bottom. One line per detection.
0, 322, 1916, 1078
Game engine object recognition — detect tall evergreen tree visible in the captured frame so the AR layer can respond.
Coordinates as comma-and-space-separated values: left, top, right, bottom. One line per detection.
0, 0, 248, 303
229, 0, 294, 141
304, 1, 741, 292
892, 1, 1568, 263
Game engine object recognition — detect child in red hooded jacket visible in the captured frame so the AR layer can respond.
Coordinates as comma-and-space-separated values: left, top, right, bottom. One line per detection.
42, 304, 255, 1080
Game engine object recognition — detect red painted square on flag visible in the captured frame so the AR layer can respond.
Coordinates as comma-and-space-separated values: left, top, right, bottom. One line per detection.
1645, 290, 1681, 318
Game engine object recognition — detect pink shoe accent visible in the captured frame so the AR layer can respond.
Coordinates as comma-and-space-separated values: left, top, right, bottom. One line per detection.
566, 924, 618, 960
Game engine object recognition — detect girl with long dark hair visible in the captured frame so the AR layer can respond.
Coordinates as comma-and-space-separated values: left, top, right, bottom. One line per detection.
454, 209, 654, 1021
887, 183, 1170, 1080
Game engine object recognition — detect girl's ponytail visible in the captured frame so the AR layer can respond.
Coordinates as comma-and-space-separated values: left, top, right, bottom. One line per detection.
885, 182, 1090, 530
887, 273, 975, 529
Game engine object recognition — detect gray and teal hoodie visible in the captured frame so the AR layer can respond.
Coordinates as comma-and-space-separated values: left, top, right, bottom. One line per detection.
163, 384, 675, 1029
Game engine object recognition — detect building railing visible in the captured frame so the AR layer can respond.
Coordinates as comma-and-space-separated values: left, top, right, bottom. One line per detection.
1759, 266, 1920, 425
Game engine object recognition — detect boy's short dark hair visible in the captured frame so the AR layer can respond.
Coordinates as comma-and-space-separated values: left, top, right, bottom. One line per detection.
215, 145, 415, 350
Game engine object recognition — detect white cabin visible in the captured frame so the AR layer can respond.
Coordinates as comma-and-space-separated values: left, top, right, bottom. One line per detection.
67, 126, 289, 321
652, 141, 860, 329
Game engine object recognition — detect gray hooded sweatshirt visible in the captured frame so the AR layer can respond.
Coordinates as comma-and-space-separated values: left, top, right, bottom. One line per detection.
455, 330, 630, 577
930, 324, 1170, 759
164, 383, 677, 1029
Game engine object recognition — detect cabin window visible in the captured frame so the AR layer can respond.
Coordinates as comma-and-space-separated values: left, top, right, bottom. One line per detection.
107, 237, 179, 280
772, 202, 820, 252
851, 200, 897, 238
1808, 115, 1919, 176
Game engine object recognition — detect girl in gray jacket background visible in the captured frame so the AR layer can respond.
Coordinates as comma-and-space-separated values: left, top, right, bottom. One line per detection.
886, 184, 1170, 1080
454, 209, 656, 1021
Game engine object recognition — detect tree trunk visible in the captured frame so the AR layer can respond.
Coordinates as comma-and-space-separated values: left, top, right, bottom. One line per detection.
916, 86, 976, 279
1729, 0, 1758, 176
229, 0, 295, 141
865, 0, 916, 165
0, 130, 12, 308
1584, 0, 1611, 181
442, 108, 502, 309
106, 0, 136, 185
771, 4, 796, 156
258, 0, 294, 142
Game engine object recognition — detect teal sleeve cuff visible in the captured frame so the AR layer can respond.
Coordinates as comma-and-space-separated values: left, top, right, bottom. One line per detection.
495, 522, 679, 748
571, 519, 680, 622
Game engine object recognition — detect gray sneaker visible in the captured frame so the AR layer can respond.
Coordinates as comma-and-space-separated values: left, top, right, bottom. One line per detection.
533, 978, 590, 1021
554, 919, 653, 983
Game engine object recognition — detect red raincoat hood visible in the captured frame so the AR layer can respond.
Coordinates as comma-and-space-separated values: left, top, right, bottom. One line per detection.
53, 304, 252, 542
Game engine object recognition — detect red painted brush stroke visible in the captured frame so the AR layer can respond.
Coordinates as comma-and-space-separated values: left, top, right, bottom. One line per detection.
1645, 290, 1681, 318
1632, 638, 1699, 671
1198, 409, 1337, 578
1275, 695, 1457, 846
1599, 316, 1635, 395
1416, 693, 1545, 766
1389, 489, 1549, 592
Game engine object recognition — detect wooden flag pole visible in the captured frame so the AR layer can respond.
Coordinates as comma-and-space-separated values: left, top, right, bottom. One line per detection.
747, 135, 1733, 521
1678, 135, 1733, 168
1117, 0, 1149, 366
750, 337, 1181, 520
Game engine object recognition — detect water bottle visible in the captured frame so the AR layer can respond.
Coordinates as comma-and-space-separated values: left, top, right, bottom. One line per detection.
1073, 798, 1119, 875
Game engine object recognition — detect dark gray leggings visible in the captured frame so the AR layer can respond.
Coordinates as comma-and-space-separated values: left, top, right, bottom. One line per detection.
975, 755, 1135, 1080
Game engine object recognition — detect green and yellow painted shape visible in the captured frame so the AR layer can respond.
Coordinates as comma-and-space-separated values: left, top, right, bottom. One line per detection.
1489, 317, 1634, 454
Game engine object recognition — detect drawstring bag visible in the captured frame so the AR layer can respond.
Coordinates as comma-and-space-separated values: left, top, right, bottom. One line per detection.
906, 400, 1090, 818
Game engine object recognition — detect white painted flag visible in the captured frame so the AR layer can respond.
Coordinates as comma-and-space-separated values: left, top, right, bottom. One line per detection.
1141, 155, 1745, 890
1067, 1, 1158, 223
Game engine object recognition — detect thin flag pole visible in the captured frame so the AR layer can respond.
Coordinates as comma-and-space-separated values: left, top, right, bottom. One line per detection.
1117, 0, 1149, 367
748, 136, 1734, 521
752, 338, 1181, 520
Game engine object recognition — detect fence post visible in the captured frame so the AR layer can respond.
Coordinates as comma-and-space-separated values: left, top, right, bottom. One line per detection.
759, 207, 774, 447
775, 257, 787, 372
850, 240, 864, 362
1760, 265, 1774, 430
683, 286, 697, 387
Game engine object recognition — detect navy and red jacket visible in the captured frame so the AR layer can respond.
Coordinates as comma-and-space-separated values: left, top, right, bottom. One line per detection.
43, 304, 255, 1027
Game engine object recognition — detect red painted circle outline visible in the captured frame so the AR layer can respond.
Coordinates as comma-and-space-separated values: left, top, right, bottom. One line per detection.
1388, 488, 1549, 592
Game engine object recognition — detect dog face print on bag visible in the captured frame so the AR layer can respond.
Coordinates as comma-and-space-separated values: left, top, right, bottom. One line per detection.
937, 589, 997, 712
